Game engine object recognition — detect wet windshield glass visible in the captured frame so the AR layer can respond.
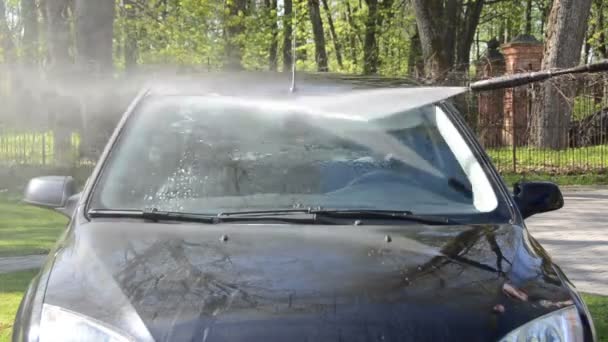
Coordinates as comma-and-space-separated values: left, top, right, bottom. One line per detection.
90, 95, 499, 216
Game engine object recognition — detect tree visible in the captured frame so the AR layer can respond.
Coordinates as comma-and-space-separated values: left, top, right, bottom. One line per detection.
21, 0, 39, 65
411, 0, 487, 78
308, 0, 328, 72
321, 0, 343, 69
74, 0, 115, 73
524, 0, 533, 35
45, 0, 71, 73
454, 0, 484, 72
589, 0, 607, 59
344, 1, 359, 68
408, 27, 424, 78
225, 0, 247, 70
410, 0, 458, 80
376, 0, 394, 71
363, 0, 379, 74
265, 0, 278, 71
123, 0, 139, 73
532, 0, 593, 149
283, 0, 293, 72
0, 0, 16, 63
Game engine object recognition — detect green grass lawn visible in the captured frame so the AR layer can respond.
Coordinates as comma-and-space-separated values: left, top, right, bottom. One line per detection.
0, 269, 38, 341
501, 172, 608, 187
487, 145, 608, 173
584, 294, 608, 342
0, 269, 605, 342
0, 196, 67, 257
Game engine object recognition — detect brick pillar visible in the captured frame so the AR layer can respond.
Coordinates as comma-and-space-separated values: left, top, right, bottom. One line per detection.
476, 38, 506, 147
501, 34, 543, 146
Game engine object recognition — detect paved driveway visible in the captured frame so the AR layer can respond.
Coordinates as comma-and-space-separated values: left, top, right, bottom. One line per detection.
0, 255, 46, 274
527, 188, 608, 296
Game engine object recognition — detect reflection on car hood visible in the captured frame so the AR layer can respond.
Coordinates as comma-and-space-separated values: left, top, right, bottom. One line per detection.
44, 220, 573, 342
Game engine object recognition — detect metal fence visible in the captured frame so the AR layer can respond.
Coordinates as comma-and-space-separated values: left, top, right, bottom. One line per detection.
467, 72, 608, 174
0, 130, 80, 166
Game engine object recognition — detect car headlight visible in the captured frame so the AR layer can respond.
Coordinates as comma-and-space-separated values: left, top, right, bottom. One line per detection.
500, 306, 584, 342
39, 304, 133, 342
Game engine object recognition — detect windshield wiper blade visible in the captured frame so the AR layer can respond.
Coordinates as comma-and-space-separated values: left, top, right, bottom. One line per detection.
216, 209, 320, 224
217, 209, 314, 217
141, 208, 218, 223
88, 208, 456, 225
218, 209, 457, 225
309, 209, 457, 225
88, 208, 217, 224
89, 208, 318, 224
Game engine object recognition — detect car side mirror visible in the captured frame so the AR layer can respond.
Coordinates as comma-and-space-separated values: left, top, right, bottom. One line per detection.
513, 181, 564, 219
24, 176, 79, 217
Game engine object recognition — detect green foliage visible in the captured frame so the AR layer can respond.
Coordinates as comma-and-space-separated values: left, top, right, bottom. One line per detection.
109, 0, 419, 75
1, 0, 603, 77
476, 0, 551, 58
586, 0, 608, 61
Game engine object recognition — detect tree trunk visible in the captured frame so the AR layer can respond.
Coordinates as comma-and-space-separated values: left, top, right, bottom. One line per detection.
524, 0, 532, 34
265, 0, 278, 71
592, 0, 606, 106
498, 16, 506, 44
124, 0, 138, 74
0, 0, 16, 63
363, 0, 378, 74
442, 0, 458, 69
538, 0, 552, 36
531, 0, 593, 149
344, 1, 359, 66
225, 0, 246, 70
455, 0, 484, 73
74, 0, 115, 74
308, 0, 328, 72
282, 0, 293, 72
408, 28, 424, 78
321, 0, 343, 68
411, 0, 453, 80
45, 0, 71, 73
21, 0, 39, 65
377, 0, 394, 71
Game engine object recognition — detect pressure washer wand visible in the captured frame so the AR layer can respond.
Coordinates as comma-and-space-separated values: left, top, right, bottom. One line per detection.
470, 60, 608, 92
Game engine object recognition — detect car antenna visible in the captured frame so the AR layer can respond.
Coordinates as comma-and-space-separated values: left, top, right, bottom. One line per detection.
289, 3, 297, 93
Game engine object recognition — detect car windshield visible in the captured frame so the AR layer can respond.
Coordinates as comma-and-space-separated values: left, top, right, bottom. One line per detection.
89, 94, 504, 219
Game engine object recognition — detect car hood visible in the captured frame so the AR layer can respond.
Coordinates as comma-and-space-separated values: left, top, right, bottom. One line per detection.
43, 220, 573, 342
